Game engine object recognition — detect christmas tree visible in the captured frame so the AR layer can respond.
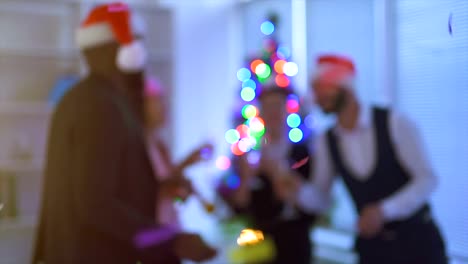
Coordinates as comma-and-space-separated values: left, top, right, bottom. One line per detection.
216, 13, 313, 196
225, 14, 308, 159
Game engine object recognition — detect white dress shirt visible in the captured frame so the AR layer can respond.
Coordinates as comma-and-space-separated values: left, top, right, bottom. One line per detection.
298, 106, 438, 221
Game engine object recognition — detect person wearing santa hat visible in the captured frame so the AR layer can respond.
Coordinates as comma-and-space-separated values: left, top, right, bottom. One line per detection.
32, 3, 216, 264
290, 54, 447, 263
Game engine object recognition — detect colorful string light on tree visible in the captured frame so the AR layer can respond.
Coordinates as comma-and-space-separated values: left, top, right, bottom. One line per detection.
216, 156, 232, 170
224, 14, 307, 156
225, 129, 241, 144
248, 117, 265, 135
236, 124, 250, 138
277, 45, 291, 60
241, 87, 256, 102
289, 128, 303, 143
274, 60, 286, 74
224, 173, 240, 189
283, 62, 299, 77
255, 63, 271, 79
250, 60, 264, 73
275, 74, 289, 87
286, 113, 301, 128
231, 142, 244, 156
237, 68, 251, 82
260, 21, 275, 35
242, 105, 258, 119
286, 99, 300, 113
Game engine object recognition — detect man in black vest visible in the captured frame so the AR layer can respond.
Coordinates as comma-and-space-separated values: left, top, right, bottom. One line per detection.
295, 54, 447, 264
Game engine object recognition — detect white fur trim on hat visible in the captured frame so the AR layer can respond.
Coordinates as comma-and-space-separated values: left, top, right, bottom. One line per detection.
75, 14, 146, 49
117, 40, 147, 72
312, 64, 355, 88
76, 22, 114, 49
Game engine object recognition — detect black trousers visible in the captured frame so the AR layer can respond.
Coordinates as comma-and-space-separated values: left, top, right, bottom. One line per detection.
262, 221, 312, 264
356, 219, 447, 264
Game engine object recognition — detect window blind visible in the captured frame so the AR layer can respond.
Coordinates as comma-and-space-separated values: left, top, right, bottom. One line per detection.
395, 0, 468, 260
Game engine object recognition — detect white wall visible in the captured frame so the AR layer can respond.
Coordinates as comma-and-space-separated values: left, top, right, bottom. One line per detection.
163, 1, 244, 254
306, 0, 377, 106
305, 0, 378, 231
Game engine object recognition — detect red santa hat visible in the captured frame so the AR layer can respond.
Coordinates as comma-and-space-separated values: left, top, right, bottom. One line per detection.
75, 2, 147, 72
312, 54, 356, 87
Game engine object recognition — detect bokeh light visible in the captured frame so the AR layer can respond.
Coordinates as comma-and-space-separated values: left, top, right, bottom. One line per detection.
232, 22, 308, 151
238, 138, 255, 153
237, 229, 264, 246
242, 79, 257, 90
225, 129, 240, 144
248, 117, 265, 134
250, 60, 264, 73
275, 74, 290, 88
255, 63, 271, 79
277, 45, 291, 59
216, 156, 231, 170
242, 104, 258, 119
231, 142, 244, 156
287, 113, 301, 128
260, 21, 275, 35
241, 87, 256, 102
283, 62, 299, 77
274, 60, 286, 74
200, 146, 213, 160
237, 68, 251, 82
247, 150, 261, 165
287, 94, 299, 102
286, 99, 299, 113
224, 173, 240, 189
289, 128, 303, 143
236, 124, 250, 138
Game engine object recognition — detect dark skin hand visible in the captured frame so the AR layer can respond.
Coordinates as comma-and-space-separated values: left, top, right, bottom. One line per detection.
159, 176, 193, 201
358, 203, 385, 238
172, 233, 217, 262
176, 143, 214, 172
159, 143, 214, 201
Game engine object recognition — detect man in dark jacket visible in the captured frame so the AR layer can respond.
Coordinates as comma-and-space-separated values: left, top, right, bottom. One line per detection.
32, 3, 216, 263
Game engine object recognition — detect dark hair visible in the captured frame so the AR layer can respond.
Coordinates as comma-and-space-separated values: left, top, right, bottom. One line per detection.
257, 84, 293, 100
